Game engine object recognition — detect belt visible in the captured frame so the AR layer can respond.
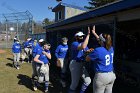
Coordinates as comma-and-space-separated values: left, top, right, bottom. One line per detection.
36, 63, 48, 66
96, 71, 113, 73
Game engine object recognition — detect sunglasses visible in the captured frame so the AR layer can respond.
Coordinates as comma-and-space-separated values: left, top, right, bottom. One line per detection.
78, 36, 84, 38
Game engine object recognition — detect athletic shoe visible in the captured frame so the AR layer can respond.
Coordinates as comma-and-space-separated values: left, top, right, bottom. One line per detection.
33, 86, 37, 91
16, 67, 20, 70
15, 65, 19, 69
49, 81, 53, 87
44, 89, 49, 93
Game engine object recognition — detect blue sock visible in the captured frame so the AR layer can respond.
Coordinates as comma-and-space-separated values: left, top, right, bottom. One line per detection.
80, 83, 88, 93
34, 81, 39, 87
45, 81, 49, 90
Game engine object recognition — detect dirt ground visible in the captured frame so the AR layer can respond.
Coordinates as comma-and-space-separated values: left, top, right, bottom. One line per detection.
0, 49, 6, 54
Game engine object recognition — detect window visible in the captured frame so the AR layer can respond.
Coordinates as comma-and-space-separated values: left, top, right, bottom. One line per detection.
57, 11, 62, 20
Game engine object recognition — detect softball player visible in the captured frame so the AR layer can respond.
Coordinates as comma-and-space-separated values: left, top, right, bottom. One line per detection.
12, 39, 21, 69
86, 29, 116, 93
55, 37, 68, 87
13, 37, 18, 43
31, 39, 43, 91
23, 38, 33, 63
69, 28, 92, 93
34, 42, 51, 93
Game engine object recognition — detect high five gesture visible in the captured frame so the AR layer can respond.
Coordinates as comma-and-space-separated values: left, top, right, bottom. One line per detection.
91, 25, 99, 39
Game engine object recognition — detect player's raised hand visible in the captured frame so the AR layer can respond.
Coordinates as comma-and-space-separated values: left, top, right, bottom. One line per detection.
92, 25, 95, 34
92, 25, 99, 39
88, 26, 90, 35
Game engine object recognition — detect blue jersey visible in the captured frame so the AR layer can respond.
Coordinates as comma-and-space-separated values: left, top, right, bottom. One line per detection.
12, 42, 21, 53
32, 42, 40, 57
89, 47, 114, 72
24, 40, 33, 48
71, 41, 89, 61
23, 41, 29, 48
55, 44, 68, 58
36, 47, 50, 64
28, 40, 34, 48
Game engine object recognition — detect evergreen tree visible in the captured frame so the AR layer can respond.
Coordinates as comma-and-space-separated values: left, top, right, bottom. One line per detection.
43, 18, 54, 25
85, 0, 117, 9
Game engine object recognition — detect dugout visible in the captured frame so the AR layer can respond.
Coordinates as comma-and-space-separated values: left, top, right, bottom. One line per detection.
115, 19, 140, 84
44, 0, 140, 86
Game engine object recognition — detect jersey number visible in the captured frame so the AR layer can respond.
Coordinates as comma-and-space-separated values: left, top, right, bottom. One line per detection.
105, 53, 114, 66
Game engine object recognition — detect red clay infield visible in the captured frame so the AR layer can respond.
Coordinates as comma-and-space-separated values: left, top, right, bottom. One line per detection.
0, 49, 6, 54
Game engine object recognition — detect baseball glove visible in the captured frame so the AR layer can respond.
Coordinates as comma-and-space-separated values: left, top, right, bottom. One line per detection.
56, 59, 61, 67
40, 64, 47, 74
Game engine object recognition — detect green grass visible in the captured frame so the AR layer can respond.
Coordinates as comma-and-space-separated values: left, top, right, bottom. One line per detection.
0, 49, 42, 93
0, 49, 68, 93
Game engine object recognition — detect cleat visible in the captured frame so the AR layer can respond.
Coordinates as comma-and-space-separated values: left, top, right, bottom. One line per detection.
44, 89, 49, 93
16, 67, 20, 70
33, 86, 37, 91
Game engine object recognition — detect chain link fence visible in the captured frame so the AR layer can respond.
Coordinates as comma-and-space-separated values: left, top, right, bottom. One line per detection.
0, 11, 33, 48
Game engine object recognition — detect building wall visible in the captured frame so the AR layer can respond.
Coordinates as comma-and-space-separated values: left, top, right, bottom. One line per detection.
55, 6, 85, 22
65, 7, 85, 19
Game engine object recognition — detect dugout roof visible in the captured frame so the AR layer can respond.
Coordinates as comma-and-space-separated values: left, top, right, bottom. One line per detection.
44, 0, 140, 30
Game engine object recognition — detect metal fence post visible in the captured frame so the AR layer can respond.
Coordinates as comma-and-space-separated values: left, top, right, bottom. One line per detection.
6, 21, 8, 48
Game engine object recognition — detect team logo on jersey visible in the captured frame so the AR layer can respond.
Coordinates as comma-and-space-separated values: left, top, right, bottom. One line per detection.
61, 48, 68, 51
15, 46, 20, 48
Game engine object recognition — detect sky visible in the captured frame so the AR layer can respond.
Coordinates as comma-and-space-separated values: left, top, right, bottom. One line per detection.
0, 0, 89, 21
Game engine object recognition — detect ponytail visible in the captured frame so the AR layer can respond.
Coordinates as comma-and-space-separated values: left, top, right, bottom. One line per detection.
104, 34, 112, 50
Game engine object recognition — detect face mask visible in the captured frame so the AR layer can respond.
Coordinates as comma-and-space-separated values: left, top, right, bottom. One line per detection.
77, 38, 84, 43
63, 42, 67, 45
40, 42, 45, 47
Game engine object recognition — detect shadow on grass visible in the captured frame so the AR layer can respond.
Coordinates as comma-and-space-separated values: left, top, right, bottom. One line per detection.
17, 73, 65, 93
7, 57, 24, 62
17, 74, 44, 92
6, 63, 13, 68
48, 64, 70, 93
7, 58, 14, 61
17, 74, 34, 91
